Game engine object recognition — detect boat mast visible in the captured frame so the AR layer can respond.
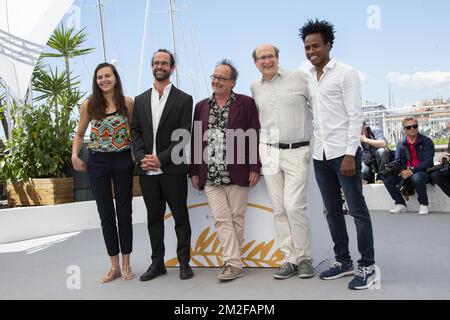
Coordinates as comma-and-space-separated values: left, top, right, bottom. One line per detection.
168, 0, 179, 87
138, 0, 206, 93
138, 0, 151, 94
97, 0, 108, 62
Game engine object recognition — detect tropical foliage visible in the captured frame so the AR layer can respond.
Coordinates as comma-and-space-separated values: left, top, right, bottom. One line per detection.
41, 25, 94, 106
0, 104, 75, 181
433, 137, 449, 146
0, 25, 94, 183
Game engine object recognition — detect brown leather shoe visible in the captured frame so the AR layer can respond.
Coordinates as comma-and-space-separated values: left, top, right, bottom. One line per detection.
217, 265, 244, 281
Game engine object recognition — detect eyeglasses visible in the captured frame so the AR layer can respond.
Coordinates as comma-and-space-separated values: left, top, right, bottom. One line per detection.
153, 61, 170, 67
210, 75, 231, 82
256, 54, 276, 62
404, 124, 419, 130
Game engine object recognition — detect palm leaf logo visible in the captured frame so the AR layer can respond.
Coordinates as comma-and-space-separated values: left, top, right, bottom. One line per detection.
166, 227, 283, 267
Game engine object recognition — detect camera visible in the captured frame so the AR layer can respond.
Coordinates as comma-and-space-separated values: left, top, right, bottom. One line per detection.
398, 178, 415, 199
384, 161, 415, 199
384, 161, 402, 176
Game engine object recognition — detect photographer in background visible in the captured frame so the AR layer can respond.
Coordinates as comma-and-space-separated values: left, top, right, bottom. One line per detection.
430, 120, 450, 197
360, 122, 390, 183
383, 117, 435, 215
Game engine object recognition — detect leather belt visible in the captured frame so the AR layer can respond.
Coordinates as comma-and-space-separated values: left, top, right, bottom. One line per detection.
267, 141, 310, 149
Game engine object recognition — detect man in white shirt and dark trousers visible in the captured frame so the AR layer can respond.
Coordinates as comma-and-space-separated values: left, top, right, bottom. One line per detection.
251, 44, 314, 280
300, 19, 378, 290
131, 49, 194, 281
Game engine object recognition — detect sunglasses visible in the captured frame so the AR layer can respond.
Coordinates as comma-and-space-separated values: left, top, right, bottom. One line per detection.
404, 124, 418, 130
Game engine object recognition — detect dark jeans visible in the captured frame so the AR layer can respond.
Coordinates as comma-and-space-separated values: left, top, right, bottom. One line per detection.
361, 148, 390, 182
140, 174, 191, 266
383, 171, 430, 205
430, 170, 450, 197
87, 150, 134, 256
314, 149, 375, 267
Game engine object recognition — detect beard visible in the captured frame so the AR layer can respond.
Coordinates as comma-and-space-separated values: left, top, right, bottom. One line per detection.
153, 68, 172, 82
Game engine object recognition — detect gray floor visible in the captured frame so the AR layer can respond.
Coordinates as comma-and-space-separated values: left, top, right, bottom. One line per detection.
1, 210, 450, 300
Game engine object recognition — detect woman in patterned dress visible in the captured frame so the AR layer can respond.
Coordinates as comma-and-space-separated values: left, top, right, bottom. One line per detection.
72, 63, 135, 283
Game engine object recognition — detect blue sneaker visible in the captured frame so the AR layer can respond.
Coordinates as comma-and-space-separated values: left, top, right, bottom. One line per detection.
319, 261, 354, 280
348, 264, 378, 290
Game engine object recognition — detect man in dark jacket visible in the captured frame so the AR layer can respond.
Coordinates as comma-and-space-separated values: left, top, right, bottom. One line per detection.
189, 59, 261, 281
131, 49, 194, 281
383, 117, 435, 215
430, 120, 450, 197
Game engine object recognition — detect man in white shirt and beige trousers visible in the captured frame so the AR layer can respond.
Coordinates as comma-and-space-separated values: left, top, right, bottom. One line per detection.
251, 43, 315, 280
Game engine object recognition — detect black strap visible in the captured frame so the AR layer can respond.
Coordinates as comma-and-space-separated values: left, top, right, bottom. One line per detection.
365, 126, 376, 140
268, 141, 310, 149
403, 144, 411, 169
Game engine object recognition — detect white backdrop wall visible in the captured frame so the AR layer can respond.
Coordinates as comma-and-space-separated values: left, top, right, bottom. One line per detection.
0, 166, 332, 267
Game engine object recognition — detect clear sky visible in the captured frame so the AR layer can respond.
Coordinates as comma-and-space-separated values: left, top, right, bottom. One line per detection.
46, 0, 450, 108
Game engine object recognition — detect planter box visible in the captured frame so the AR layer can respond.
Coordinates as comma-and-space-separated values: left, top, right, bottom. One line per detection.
132, 176, 142, 197
7, 178, 74, 207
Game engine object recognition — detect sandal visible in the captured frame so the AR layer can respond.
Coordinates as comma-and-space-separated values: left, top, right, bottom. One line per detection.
121, 265, 135, 281
100, 267, 121, 283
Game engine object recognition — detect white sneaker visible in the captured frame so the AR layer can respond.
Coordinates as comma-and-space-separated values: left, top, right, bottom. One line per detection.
389, 204, 407, 214
418, 205, 429, 215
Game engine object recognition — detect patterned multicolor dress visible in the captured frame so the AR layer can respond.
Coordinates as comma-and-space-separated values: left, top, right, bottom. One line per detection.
88, 111, 131, 152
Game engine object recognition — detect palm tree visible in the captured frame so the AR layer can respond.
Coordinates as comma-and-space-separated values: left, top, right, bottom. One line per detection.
32, 66, 69, 110
41, 25, 94, 111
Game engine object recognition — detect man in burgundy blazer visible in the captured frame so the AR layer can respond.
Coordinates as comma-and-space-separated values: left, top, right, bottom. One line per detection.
189, 59, 261, 281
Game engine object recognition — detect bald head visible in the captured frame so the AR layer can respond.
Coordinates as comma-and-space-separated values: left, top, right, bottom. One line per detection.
252, 44, 279, 62
252, 43, 280, 81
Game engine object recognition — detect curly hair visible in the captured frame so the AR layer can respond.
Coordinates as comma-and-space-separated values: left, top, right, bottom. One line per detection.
88, 63, 127, 120
299, 19, 336, 48
216, 59, 239, 80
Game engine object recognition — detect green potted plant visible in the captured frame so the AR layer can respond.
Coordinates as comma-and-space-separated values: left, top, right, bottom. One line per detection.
0, 25, 94, 207
1, 103, 76, 206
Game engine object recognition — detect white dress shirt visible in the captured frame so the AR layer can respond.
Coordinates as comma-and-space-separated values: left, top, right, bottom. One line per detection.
308, 59, 364, 161
251, 68, 312, 144
147, 82, 172, 176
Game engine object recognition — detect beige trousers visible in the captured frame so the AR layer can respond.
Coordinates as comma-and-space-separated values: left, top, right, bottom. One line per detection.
204, 185, 250, 269
259, 143, 312, 264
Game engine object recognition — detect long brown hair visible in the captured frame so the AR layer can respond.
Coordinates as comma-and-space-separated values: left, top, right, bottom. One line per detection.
88, 63, 127, 120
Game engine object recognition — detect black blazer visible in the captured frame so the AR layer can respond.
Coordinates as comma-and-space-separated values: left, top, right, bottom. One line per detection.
131, 85, 193, 175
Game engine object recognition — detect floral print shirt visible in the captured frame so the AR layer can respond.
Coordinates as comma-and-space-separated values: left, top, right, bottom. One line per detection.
205, 92, 235, 187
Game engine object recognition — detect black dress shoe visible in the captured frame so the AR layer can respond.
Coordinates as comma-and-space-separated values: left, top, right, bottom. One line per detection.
179, 264, 194, 280
140, 263, 167, 281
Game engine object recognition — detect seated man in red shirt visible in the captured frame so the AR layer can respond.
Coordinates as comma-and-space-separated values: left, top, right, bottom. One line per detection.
383, 117, 435, 215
